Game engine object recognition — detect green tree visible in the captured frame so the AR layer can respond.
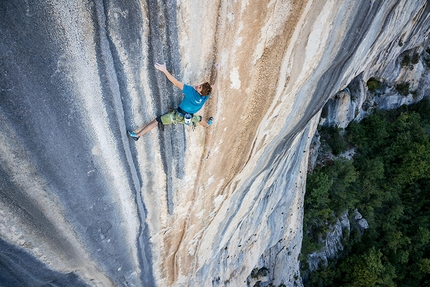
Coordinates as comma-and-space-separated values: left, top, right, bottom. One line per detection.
339, 247, 395, 287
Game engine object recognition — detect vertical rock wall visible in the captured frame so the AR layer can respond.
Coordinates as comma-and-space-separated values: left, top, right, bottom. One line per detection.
1, 0, 429, 286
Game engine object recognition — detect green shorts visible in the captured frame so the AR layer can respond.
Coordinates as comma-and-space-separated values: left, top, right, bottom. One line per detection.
157, 110, 201, 126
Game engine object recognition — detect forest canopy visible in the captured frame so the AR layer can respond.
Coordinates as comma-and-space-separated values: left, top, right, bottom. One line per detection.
302, 99, 430, 287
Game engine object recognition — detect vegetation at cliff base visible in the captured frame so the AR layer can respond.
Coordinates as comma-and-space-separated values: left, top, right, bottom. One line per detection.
302, 99, 430, 287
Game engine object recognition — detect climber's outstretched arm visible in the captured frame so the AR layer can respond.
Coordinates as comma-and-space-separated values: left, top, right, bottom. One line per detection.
154, 63, 184, 90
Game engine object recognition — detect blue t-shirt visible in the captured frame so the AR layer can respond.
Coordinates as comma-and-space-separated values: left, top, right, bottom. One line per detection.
179, 84, 209, 114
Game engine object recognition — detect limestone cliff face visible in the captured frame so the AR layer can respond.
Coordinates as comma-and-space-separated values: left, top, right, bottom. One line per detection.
1, 0, 429, 286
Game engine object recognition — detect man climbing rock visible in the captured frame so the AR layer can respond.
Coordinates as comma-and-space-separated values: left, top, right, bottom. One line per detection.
127, 62, 216, 141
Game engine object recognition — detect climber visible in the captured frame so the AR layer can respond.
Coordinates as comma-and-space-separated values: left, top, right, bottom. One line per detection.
127, 62, 217, 141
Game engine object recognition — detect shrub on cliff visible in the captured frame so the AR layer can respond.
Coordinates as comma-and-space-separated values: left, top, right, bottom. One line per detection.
401, 54, 411, 67
396, 82, 410, 96
318, 126, 348, 156
366, 77, 382, 93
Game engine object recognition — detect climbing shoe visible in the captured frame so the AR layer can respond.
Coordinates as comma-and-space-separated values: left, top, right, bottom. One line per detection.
127, 130, 139, 141
207, 117, 214, 126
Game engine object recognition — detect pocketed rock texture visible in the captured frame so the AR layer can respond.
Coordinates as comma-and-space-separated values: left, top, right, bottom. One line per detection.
1, 1, 429, 286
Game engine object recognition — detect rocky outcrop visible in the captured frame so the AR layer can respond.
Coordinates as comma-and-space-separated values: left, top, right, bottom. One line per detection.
1, 1, 430, 286
306, 212, 350, 272
304, 210, 369, 276
321, 39, 430, 129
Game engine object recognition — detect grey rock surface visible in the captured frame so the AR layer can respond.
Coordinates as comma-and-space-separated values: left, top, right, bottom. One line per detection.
307, 212, 350, 272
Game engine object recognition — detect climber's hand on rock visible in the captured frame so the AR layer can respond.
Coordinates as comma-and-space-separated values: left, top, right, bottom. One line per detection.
155, 62, 167, 73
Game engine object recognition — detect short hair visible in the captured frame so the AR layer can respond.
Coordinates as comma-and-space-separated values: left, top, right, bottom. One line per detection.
201, 82, 212, 96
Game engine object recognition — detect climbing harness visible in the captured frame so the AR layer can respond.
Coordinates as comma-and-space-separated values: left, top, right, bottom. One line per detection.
177, 107, 194, 126
184, 113, 192, 126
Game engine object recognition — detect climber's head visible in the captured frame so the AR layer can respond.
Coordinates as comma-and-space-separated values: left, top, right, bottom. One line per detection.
195, 82, 212, 96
